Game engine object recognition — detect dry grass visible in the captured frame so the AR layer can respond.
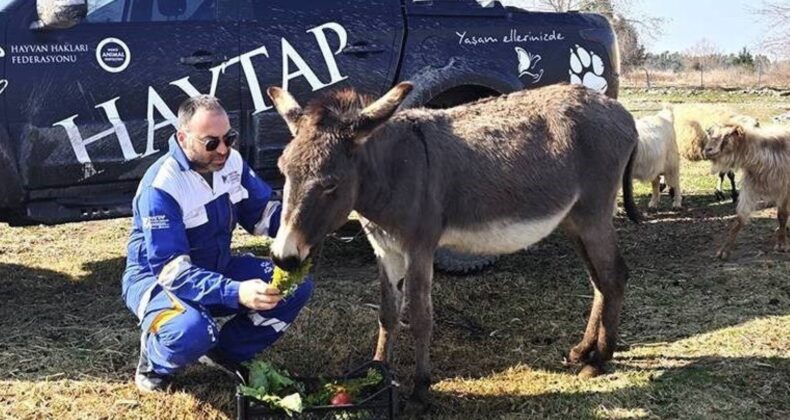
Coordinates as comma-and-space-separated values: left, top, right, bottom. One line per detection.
1, 92, 789, 419
623, 63, 790, 89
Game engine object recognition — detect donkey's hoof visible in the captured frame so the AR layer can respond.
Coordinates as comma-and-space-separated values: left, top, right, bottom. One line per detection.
566, 347, 591, 365
774, 243, 788, 253
405, 388, 433, 415
716, 248, 731, 260
578, 363, 605, 379
714, 190, 726, 202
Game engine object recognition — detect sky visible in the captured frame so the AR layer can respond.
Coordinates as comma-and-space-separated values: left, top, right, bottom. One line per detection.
629, 0, 768, 55
489, 0, 774, 56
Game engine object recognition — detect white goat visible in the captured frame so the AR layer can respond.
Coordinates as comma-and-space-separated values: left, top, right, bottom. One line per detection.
633, 108, 682, 208
704, 123, 790, 259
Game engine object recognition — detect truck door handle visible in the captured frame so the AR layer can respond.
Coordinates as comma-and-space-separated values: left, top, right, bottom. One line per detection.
341, 42, 385, 56
179, 52, 222, 67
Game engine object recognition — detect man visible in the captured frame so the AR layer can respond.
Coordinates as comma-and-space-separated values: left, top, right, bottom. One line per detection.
122, 95, 313, 392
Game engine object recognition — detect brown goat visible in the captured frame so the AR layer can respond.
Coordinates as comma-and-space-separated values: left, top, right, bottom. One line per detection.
267, 82, 640, 408
704, 124, 790, 259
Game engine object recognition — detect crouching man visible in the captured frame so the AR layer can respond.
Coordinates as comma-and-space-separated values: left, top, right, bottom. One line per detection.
122, 95, 313, 392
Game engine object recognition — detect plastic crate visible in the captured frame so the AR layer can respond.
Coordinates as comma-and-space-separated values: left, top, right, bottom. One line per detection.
236, 361, 398, 420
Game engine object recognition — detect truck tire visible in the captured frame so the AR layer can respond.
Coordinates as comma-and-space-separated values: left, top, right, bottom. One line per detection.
434, 248, 498, 274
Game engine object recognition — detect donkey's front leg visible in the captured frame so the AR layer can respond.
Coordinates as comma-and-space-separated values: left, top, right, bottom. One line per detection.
373, 252, 406, 362
405, 250, 435, 407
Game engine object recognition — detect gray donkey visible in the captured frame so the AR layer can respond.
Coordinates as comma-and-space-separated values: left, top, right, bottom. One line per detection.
267, 82, 640, 407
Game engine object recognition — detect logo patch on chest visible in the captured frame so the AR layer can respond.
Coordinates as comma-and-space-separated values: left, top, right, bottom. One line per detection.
221, 171, 241, 185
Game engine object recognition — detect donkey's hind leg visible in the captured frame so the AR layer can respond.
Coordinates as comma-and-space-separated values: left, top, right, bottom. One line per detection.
572, 222, 628, 378
564, 232, 602, 365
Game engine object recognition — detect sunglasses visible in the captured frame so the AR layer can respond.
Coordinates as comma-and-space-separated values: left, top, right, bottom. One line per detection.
191, 129, 238, 152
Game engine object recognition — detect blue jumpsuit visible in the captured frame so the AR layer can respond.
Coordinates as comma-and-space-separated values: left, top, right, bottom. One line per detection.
122, 138, 313, 376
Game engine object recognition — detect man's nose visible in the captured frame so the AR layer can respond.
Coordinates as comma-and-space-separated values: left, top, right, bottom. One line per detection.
215, 139, 229, 155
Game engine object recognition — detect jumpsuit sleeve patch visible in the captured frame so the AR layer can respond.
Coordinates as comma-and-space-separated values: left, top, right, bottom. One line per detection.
253, 201, 281, 237
158, 254, 193, 289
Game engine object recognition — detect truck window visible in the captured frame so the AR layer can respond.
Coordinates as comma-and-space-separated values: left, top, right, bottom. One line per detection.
0, 0, 16, 10
86, 0, 219, 23
86, 0, 125, 22
134, 0, 217, 22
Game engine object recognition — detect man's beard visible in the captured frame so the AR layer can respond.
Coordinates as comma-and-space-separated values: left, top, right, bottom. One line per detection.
192, 157, 226, 173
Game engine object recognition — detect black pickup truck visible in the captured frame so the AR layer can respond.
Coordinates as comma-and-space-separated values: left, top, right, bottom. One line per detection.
0, 0, 619, 227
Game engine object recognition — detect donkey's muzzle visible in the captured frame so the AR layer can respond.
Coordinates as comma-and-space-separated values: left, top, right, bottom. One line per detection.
272, 254, 303, 272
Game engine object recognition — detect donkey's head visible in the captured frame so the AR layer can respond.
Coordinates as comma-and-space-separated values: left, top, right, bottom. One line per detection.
266, 82, 413, 271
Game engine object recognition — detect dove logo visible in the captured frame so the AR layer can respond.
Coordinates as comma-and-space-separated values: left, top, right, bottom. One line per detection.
569, 44, 608, 93
0, 46, 5, 58
515, 47, 543, 84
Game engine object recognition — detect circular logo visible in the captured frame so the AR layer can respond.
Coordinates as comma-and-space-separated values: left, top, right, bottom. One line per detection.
96, 38, 130, 73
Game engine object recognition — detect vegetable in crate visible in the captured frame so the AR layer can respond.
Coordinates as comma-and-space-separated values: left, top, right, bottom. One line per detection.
271, 258, 312, 297
330, 391, 353, 406
304, 368, 384, 407
240, 360, 305, 415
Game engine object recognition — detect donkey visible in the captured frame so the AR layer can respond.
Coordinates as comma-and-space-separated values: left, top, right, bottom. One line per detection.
267, 82, 640, 406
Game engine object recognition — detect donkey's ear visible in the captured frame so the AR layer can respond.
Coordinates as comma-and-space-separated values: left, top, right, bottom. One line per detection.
267, 86, 303, 136
353, 82, 413, 143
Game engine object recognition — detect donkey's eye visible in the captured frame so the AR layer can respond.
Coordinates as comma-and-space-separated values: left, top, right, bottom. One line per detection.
322, 182, 338, 194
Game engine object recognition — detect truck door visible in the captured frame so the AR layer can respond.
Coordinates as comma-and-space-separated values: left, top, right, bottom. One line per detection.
237, 0, 404, 181
5, 0, 240, 197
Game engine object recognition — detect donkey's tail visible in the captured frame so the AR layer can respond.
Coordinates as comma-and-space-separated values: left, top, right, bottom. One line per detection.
622, 143, 642, 223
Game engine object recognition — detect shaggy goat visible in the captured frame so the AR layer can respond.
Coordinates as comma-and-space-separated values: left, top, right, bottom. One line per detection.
675, 112, 760, 202
633, 108, 681, 208
703, 123, 790, 259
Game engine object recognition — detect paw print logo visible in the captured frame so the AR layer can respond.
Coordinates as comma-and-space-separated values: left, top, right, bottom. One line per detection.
262, 262, 274, 274
569, 44, 608, 93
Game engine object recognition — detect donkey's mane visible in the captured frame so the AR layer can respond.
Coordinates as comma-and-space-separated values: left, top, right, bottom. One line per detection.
305, 87, 373, 131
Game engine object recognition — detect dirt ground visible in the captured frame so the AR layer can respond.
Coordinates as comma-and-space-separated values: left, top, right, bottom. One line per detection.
1, 90, 788, 419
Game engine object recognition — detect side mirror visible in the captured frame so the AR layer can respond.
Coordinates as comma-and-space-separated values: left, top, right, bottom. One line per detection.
30, 0, 87, 30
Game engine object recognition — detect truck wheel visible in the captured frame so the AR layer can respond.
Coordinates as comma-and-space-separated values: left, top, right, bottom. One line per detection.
434, 248, 498, 274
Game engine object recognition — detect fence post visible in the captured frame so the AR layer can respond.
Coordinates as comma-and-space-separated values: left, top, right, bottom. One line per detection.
643, 67, 651, 89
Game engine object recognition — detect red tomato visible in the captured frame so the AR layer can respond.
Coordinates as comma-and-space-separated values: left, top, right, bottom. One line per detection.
331, 391, 353, 406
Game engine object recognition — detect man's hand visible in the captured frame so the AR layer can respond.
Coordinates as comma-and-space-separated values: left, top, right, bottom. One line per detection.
239, 279, 282, 311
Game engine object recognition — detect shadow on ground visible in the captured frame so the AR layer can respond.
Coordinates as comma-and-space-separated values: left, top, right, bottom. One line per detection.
1, 193, 787, 418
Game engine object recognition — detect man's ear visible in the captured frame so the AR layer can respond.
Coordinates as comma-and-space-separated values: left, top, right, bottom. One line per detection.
352, 82, 413, 145
175, 131, 187, 147
267, 87, 303, 136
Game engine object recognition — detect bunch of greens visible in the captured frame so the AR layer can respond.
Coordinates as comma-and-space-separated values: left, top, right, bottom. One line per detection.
304, 368, 384, 407
271, 258, 312, 298
240, 360, 385, 416
239, 360, 305, 416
